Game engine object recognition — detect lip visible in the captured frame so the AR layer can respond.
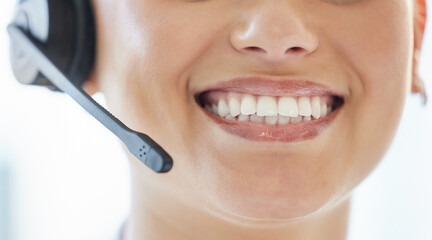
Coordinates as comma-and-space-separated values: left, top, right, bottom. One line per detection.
195, 77, 344, 142
202, 107, 340, 142
196, 77, 345, 98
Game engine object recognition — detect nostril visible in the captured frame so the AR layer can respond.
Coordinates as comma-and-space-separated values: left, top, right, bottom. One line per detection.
245, 46, 266, 53
285, 46, 304, 54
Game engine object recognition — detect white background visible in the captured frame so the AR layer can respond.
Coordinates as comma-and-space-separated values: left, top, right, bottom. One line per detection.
0, 1, 431, 240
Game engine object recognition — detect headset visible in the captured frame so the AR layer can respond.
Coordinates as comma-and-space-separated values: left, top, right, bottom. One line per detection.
7, 0, 173, 173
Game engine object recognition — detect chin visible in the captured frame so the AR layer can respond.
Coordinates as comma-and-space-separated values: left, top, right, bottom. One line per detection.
202, 185, 345, 227
192, 155, 348, 226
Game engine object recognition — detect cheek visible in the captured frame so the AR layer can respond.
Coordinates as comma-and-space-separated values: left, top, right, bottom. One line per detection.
322, 1, 413, 98
324, 2, 413, 185
116, 0, 230, 88
98, 0, 236, 175
99, 1, 200, 129
107, 0, 229, 126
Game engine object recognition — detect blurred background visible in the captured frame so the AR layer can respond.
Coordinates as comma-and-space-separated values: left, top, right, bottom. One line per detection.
0, 1, 431, 240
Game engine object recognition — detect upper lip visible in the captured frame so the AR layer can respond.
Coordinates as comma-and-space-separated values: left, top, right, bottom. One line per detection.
194, 77, 346, 98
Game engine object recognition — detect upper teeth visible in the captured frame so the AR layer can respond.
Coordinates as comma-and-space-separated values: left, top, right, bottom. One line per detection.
229, 97, 241, 117
240, 94, 257, 115
298, 97, 312, 117
204, 93, 332, 125
257, 96, 278, 117
278, 97, 298, 117
217, 99, 229, 117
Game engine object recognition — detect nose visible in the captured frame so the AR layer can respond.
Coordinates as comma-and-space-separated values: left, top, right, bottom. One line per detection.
230, 2, 318, 62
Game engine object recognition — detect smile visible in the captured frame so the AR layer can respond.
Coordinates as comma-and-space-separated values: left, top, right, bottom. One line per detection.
195, 78, 345, 142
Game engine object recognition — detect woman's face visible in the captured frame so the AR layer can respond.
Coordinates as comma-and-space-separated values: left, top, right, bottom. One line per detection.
94, 0, 416, 221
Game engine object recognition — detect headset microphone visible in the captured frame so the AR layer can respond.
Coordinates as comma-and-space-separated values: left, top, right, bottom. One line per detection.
7, 0, 173, 173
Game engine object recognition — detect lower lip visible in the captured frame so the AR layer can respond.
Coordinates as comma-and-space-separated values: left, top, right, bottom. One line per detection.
202, 108, 340, 142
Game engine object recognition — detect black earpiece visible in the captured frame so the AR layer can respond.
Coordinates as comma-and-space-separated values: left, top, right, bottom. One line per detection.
8, 0, 173, 173
11, 0, 95, 90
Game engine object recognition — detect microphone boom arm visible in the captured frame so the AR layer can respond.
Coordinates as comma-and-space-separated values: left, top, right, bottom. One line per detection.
7, 24, 173, 173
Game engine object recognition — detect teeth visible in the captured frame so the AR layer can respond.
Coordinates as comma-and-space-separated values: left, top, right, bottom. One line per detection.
278, 116, 290, 125
238, 114, 250, 122
265, 116, 278, 125
204, 105, 212, 113
250, 114, 264, 123
225, 114, 236, 120
278, 97, 298, 117
218, 99, 229, 117
240, 94, 257, 115
257, 96, 278, 117
320, 103, 328, 117
211, 104, 218, 115
327, 105, 332, 115
206, 104, 219, 115
290, 116, 303, 124
298, 97, 312, 117
311, 96, 321, 119
303, 116, 312, 122
229, 97, 241, 117
204, 93, 337, 125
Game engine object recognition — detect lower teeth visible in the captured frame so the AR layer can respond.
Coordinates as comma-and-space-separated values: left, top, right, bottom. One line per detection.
205, 106, 332, 125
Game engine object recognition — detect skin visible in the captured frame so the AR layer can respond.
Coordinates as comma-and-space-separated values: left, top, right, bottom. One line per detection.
86, 0, 427, 239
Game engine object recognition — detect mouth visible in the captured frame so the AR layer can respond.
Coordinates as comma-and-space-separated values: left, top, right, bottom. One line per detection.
195, 78, 345, 142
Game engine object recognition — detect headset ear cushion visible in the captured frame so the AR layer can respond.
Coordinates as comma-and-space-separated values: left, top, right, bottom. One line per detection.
67, 0, 96, 88
10, 0, 95, 90
10, 0, 50, 86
